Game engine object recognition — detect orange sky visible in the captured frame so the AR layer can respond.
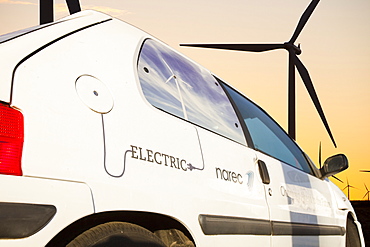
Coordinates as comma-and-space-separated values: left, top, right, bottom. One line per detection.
1, 0, 369, 200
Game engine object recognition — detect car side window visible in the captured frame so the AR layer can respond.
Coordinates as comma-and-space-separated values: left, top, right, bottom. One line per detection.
223, 83, 313, 174
138, 39, 246, 145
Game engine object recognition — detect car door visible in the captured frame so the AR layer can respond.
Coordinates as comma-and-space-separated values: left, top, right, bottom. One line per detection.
222, 82, 345, 246
131, 39, 271, 246
194, 126, 271, 246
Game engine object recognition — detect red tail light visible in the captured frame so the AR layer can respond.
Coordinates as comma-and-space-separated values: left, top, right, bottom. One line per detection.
0, 103, 24, 176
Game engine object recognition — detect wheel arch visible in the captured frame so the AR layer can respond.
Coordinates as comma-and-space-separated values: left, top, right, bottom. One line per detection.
347, 211, 358, 222
346, 211, 365, 247
46, 211, 195, 247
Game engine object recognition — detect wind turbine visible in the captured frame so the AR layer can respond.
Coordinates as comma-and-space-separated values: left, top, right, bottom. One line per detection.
342, 178, 356, 201
363, 184, 370, 201
181, 0, 336, 148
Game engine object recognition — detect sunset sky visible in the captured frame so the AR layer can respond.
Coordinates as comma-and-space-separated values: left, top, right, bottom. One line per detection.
1, 0, 369, 200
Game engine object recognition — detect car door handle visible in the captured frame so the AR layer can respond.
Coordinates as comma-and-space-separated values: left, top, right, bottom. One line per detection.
258, 160, 270, 185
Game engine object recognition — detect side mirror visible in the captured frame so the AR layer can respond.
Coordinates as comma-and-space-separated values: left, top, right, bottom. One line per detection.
320, 154, 348, 179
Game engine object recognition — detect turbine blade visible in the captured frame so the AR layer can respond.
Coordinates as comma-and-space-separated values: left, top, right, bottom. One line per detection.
332, 176, 343, 183
66, 0, 81, 14
289, 0, 320, 44
40, 0, 53, 24
292, 55, 337, 148
360, 170, 370, 172
318, 141, 322, 168
180, 43, 285, 52
365, 183, 368, 191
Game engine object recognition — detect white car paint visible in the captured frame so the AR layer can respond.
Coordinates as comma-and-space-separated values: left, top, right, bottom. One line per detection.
0, 10, 364, 247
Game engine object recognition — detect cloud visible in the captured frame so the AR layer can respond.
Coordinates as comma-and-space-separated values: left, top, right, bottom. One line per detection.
0, 1, 131, 18
55, 3, 68, 13
0, 0, 35, 5
53, 4, 131, 18
86, 5, 131, 17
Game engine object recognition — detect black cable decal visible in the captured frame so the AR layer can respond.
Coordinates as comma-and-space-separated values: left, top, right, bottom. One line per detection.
101, 114, 131, 178
187, 127, 205, 171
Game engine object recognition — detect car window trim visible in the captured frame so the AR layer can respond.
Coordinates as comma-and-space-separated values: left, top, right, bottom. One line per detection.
216, 77, 254, 149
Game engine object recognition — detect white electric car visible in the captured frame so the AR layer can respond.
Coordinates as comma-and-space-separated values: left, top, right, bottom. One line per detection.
0, 10, 364, 247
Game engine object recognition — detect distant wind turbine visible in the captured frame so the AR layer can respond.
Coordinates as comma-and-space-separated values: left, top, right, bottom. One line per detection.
342, 178, 356, 201
363, 184, 370, 201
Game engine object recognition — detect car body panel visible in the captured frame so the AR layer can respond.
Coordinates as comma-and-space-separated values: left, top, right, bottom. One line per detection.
0, 10, 111, 103
0, 10, 364, 247
0, 175, 94, 246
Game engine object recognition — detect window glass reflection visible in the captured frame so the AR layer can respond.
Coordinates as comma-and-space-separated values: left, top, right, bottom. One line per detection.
138, 39, 246, 145
223, 83, 313, 174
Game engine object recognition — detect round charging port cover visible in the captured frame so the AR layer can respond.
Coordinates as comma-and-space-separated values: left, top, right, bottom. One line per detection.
75, 75, 114, 114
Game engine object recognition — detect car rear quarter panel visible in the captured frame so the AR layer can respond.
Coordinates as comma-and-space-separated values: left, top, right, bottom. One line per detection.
10, 19, 144, 182
0, 175, 94, 246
